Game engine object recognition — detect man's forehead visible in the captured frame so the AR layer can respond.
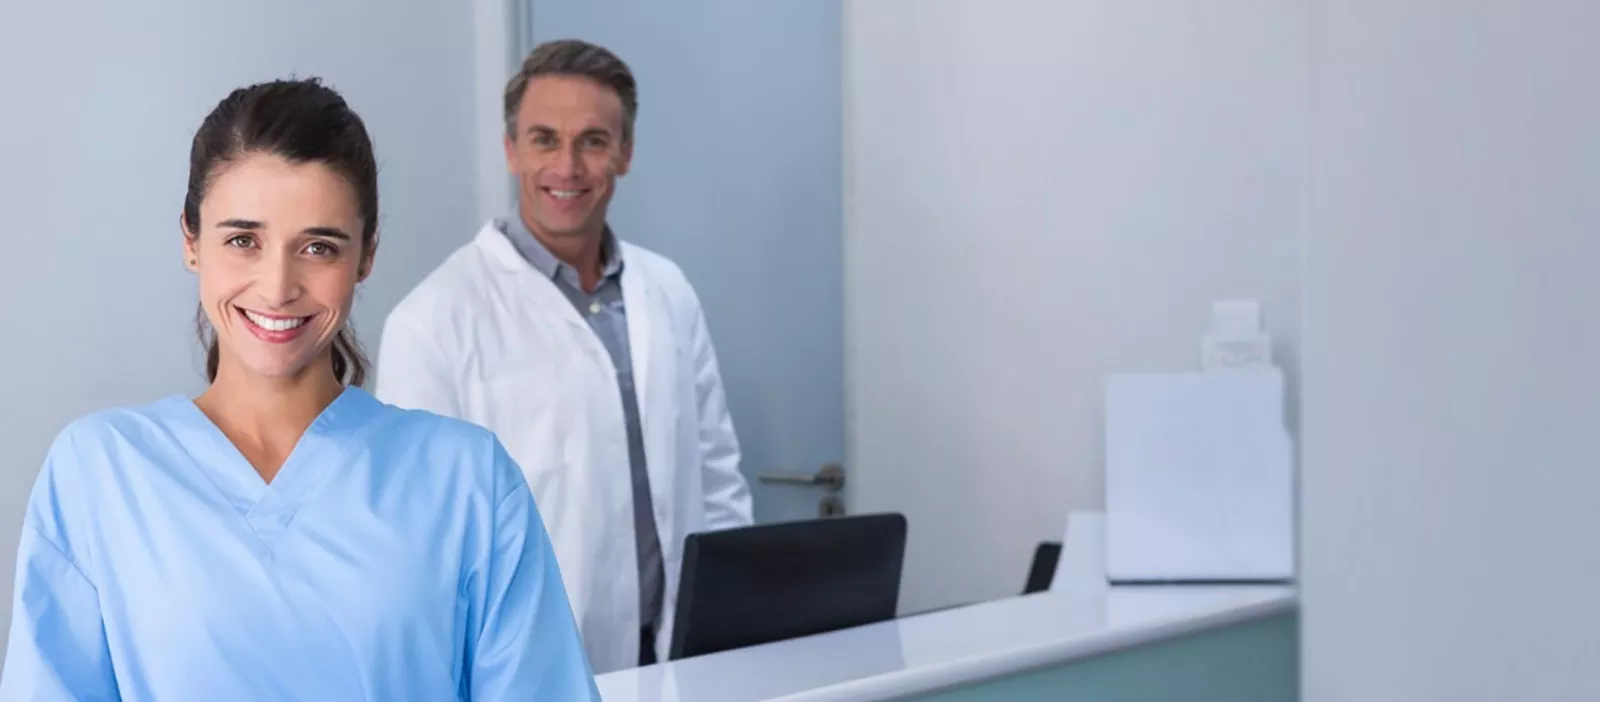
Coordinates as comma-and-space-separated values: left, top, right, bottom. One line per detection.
524, 116, 617, 135
521, 75, 622, 117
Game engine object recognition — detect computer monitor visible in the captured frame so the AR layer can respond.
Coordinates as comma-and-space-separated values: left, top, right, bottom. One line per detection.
667, 513, 908, 660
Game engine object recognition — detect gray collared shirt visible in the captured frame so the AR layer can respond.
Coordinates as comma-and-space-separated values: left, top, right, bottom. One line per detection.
502, 215, 666, 633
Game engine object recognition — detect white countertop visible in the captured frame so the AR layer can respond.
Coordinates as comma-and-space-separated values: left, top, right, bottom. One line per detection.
595, 584, 1297, 701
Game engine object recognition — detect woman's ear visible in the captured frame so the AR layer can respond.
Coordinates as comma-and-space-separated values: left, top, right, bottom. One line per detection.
180, 213, 199, 272
357, 236, 379, 282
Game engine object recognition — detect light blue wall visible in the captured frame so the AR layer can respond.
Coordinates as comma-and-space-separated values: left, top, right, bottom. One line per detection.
522, 1, 846, 522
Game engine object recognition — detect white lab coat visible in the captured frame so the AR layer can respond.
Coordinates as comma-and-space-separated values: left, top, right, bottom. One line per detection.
374, 221, 754, 673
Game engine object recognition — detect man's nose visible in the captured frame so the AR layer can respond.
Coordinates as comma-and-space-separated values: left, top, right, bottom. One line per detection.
553, 143, 587, 178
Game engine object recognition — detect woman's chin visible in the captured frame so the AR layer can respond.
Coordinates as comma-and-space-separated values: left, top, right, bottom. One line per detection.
221, 340, 333, 382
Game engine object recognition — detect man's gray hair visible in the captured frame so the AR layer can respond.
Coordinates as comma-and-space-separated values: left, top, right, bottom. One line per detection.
504, 39, 638, 143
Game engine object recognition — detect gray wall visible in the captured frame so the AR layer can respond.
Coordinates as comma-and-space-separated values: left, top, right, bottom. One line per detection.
1301, 0, 1600, 699
0, 0, 480, 653
844, 0, 1307, 614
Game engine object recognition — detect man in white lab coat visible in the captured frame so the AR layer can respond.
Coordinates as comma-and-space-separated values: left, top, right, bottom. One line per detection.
375, 39, 753, 673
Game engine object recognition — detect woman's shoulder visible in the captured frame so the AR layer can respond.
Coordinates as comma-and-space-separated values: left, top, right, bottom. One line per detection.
45, 395, 193, 462
28, 397, 193, 543
373, 401, 497, 451
368, 397, 526, 502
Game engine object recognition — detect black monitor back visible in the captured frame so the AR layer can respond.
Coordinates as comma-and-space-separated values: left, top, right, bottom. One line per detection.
667, 512, 907, 660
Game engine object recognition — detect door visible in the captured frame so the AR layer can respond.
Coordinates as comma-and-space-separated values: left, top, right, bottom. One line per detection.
525, 1, 846, 524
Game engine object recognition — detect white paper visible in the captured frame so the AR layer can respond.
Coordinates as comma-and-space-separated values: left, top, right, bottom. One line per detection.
1103, 370, 1294, 582
1211, 299, 1262, 336
1201, 332, 1274, 371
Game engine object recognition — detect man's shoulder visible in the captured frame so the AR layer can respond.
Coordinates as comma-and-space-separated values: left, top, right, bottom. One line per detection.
386, 235, 498, 332
619, 240, 697, 301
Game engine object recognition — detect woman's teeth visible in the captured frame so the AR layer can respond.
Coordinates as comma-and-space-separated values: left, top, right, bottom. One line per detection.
547, 188, 582, 200
243, 310, 307, 331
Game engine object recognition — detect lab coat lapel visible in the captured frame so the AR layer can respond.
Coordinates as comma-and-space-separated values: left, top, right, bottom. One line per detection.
473, 223, 591, 336
620, 253, 652, 417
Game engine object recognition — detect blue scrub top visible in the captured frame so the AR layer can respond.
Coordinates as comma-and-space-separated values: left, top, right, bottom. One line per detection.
0, 385, 599, 701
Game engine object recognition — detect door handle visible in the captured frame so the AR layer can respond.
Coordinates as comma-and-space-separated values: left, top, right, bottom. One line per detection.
758, 463, 845, 492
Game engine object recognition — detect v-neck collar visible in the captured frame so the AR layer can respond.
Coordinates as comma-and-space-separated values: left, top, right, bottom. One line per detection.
170, 385, 383, 517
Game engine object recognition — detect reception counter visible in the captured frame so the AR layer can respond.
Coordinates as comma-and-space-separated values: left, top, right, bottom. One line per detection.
595, 584, 1297, 701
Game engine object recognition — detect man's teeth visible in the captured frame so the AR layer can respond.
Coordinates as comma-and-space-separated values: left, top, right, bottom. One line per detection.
244, 311, 307, 332
548, 189, 582, 200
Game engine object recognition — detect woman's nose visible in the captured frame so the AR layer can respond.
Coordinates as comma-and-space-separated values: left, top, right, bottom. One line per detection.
255, 252, 304, 307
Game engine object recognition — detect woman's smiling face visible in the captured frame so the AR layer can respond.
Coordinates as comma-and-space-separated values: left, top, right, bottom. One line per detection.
184, 152, 371, 382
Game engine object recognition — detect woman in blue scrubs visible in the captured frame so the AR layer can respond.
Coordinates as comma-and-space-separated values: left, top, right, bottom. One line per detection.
0, 78, 599, 701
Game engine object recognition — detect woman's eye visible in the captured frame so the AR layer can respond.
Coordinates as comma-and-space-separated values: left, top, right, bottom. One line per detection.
306, 241, 338, 257
225, 235, 255, 249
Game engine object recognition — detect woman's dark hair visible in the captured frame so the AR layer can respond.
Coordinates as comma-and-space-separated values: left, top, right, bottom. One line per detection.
182, 77, 378, 387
